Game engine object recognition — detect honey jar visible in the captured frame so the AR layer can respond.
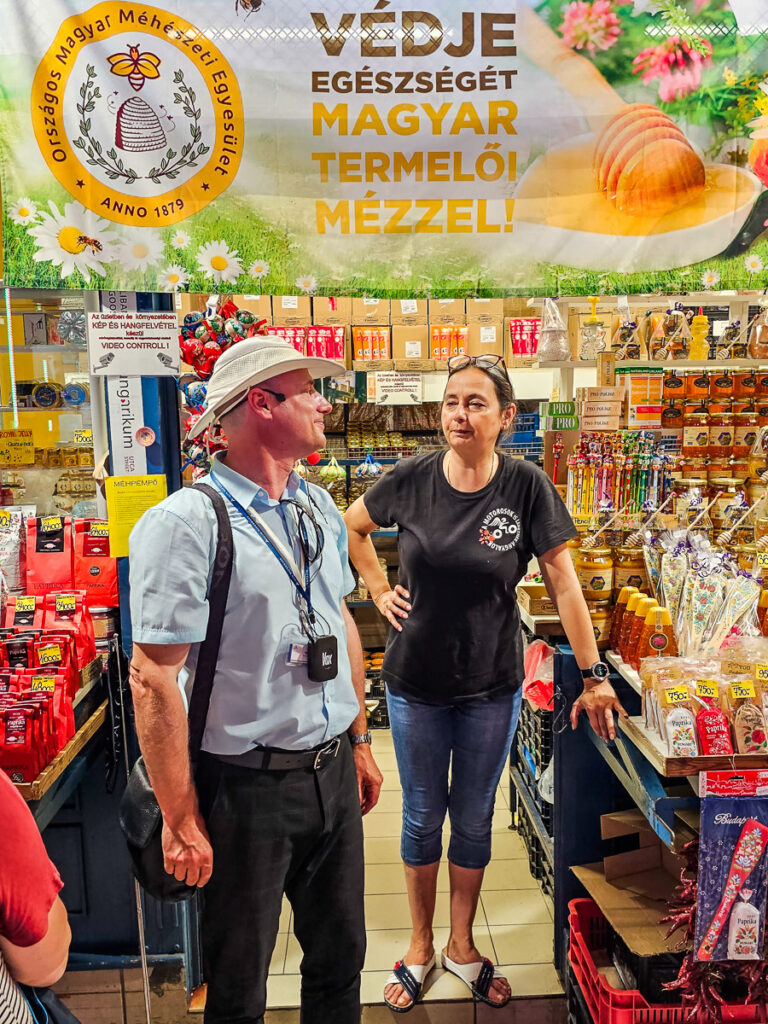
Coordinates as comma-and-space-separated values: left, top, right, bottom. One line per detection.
730, 458, 750, 481
708, 411, 734, 457
710, 478, 744, 523
662, 369, 685, 399
587, 599, 612, 651
679, 455, 707, 479
686, 371, 710, 399
710, 370, 735, 398
661, 402, 683, 430
757, 372, 768, 397
566, 535, 582, 566
576, 547, 614, 600
734, 410, 759, 457
706, 456, 732, 480
682, 408, 709, 456
735, 371, 758, 399
734, 544, 758, 574
613, 546, 647, 597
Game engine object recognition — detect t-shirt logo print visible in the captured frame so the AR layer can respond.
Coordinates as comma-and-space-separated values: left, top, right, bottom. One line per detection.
478, 508, 521, 551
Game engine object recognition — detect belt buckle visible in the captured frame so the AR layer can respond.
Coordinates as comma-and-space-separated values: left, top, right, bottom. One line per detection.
314, 736, 341, 770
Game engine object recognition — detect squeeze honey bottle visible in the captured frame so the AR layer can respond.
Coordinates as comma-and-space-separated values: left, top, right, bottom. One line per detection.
637, 606, 677, 665
624, 597, 657, 668
618, 591, 644, 661
609, 585, 638, 652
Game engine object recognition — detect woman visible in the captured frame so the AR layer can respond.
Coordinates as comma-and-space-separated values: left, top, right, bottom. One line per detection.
344, 354, 625, 1011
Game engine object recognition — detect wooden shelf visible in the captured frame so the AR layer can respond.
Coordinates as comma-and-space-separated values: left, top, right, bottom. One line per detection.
15, 701, 107, 802
519, 606, 564, 635
618, 715, 768, 778
539, 358, 768, 370
606, 650, 641, 695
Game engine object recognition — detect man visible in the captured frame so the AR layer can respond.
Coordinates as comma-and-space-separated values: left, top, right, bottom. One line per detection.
128, 337, 382, 1024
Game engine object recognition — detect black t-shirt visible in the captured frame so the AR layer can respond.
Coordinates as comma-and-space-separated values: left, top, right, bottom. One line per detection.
362, 451, 576, 704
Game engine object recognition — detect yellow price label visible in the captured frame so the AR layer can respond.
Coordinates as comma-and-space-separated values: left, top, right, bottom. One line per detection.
40, 516, 62, 533
731, 680, 756, 700
89, 522, 109, 538
30, 675, 56, 692
665, 684, 690, 706
696, 680, 718, 699
755, 664, 768, 683
73, 429, 92, 445
758, 552, 768, 571
37, 643, 62, 666
0, 510, 11, 528
15, 596, 35, 612
54, 594, 76, 614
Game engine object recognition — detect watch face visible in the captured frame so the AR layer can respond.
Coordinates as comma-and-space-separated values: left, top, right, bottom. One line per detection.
592, 663, 610, 679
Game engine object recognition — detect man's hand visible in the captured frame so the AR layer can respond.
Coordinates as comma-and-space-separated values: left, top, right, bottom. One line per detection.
353, 744, 383, 815
162, 811, 214, 888
570, 680, 628, 742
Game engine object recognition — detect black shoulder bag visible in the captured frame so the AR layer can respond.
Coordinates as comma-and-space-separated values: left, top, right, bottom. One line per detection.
119, 484, 233, 902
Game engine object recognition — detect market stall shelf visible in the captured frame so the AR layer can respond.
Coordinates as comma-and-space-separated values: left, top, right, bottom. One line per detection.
605, 650, 641, 695
14, 700, 107, 803
618, 714, 768, 777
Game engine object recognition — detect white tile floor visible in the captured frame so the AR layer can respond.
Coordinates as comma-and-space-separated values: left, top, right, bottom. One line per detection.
265, 729, 562, 1010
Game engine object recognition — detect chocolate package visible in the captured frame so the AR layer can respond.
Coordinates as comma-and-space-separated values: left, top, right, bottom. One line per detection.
696, 772, 768, 961
26, 516, 72, 595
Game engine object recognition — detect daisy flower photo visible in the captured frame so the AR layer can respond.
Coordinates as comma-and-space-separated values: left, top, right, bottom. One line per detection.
28, 200, 117, 282
10, 198, 39, 226
745, 253, 764, 275
249, 258, 270, 280
196, 240, 243, 284
296, 274, 318, 294
701, 269, 721, 289
159, 264, 190, 292
171, 229, 191, 250
117, 228, 164, 272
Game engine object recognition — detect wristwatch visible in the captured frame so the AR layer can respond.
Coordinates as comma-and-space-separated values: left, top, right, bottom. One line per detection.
581, 662, 610, 681
349, 732, 372, 746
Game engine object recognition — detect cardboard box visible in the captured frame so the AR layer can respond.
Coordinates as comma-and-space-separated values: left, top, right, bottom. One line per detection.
174, 292, 207, 320
392, 325, 430, 361
543, 401, 577, 416
516, 584, 557, 616
351, 298, 391, 324
577, 386, 626, 403
429, 324, 470, 361
229, 294, 273, 324
390, 298, 428, 326
312, 296, 353, 325
581, 415, 623, 432
466, 298, 505, 324
353, 359, 394, 372
272, 295, 312, 325
581, 401, 624, 418
597, 351, 617, 387
394, 358, 436, 372
467, 321, 503, 357
352, 326, 391, 361
428, 299, 466, 325
544, 415, 581, 431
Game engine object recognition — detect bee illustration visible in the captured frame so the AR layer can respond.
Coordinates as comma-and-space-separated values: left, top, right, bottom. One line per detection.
236, 0, 264, 16
77, 235, 102, 254
107, 44, 161, 92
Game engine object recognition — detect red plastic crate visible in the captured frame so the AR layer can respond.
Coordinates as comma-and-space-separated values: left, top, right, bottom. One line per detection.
569, 898, 767, 1024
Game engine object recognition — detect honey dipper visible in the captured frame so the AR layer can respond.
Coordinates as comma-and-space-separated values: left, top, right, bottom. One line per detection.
624, 494, 675, 547
518, 6, 705, 216
715, 491, 767, 547
579, 503, 630, 550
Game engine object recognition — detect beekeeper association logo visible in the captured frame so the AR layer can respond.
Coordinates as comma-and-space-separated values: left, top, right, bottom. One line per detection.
32, 2, 244, 228
478, 507, 521, 551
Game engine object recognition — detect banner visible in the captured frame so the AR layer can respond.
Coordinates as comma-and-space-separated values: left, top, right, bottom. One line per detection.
1, 1, 768, 296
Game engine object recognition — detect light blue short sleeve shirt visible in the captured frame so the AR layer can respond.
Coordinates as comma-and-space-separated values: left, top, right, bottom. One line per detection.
128, 456, 360, 754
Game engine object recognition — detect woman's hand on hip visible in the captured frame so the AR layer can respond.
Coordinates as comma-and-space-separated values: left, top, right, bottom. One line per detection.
373, 585, 411, 632
570, 681, 627, 742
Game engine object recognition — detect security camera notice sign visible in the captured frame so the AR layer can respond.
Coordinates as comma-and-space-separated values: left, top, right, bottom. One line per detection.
86, 311, 180, 377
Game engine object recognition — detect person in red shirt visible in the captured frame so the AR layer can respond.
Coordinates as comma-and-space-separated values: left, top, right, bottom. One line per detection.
0, 771, 71, 1021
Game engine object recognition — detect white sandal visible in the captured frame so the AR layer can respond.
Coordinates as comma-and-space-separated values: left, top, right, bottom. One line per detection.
441, 949, 511, 1008
383, 954, 436, 1013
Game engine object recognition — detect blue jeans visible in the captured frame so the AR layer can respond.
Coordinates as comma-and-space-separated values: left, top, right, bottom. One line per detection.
386, 686, 522, 870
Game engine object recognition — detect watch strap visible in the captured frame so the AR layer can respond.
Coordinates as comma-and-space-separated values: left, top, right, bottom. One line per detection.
349, 731, 372, 745
581, 662, 609, 680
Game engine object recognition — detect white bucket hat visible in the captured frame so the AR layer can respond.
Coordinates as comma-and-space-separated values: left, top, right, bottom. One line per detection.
187, 337, 346, 438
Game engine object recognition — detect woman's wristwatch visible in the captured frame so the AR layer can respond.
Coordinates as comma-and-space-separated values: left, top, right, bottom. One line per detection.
580, 662, 610, 683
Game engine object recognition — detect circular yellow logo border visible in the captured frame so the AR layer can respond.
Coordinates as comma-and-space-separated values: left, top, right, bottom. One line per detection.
32, 1, 244, 227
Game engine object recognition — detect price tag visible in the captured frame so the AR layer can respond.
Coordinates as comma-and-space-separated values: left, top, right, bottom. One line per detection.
0, 429, 34, 466
755, 664, 768, 683
55, 594, 77, 614
40, 516, 62, 533
37, 643, 62, 666
399, 299, 418, 315
696, 680, 718, 699
15, 597, 36, 612
0, 510, 12, 528
665, 684, 690, 705
30, 675, 56, 692
731, 680, 757, 700
723, 658, 753, 677
758, 552, 768, 571
572, 515, 593, 530
73, 429, 92, 445
363, 297, 380, 306
89, 522, 109, 538
281, 296, 298, 309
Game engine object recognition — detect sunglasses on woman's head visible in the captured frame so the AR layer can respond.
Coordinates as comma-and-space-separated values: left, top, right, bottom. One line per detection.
446, 354, 507, 375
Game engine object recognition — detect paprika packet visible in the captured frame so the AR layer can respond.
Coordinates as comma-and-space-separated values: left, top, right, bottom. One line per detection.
42, 592, 96, 667
26, 516, 72, 596
73, 520, 118, 607
3, 594, 44, 630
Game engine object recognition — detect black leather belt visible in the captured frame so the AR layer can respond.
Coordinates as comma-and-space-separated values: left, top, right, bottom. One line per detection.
214, 735, 342, 771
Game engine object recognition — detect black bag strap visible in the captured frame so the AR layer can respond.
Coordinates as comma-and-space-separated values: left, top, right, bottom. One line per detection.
186, 483, 233, 763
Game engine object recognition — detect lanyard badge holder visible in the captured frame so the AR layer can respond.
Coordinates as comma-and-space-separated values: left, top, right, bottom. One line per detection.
212, 476, 338, 682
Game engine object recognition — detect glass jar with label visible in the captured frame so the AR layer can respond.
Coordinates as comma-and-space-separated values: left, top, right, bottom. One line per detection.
661, 402, 683, 431
708, 411, 734, 457
576, 547, 614, 600
662, 369, 685, 399
613, 546, 647, 597
566, 535, 582, 566
682, 408, 709, 456
686, 371, 710, 399
710, 478, 744, 524
730, 457, 750, 481
734, 544, 758, 574
679, 455, 707, 480
734, 410, 759, 457
757, 372, 768, 397
587, 599, 612, 651
706, 455, 732, 479
710, 370, 735, 399
735, 371, 758, 399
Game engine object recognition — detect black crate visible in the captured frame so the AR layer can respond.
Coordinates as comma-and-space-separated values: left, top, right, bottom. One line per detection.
606, 929, 683, 1006
518, 700, 553, 775
517, 790, 554, 898
515, 735, 554, 838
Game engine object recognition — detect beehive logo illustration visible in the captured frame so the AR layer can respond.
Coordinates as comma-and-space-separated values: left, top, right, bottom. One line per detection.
107, 45, 166, 153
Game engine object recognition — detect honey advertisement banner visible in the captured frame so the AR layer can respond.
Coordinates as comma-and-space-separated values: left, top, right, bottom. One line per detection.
1, 1, 767, 296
